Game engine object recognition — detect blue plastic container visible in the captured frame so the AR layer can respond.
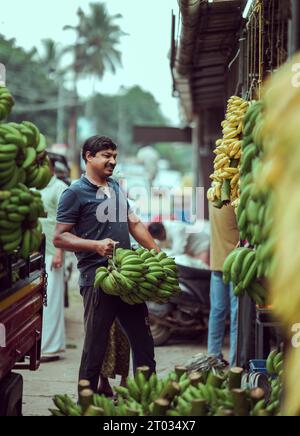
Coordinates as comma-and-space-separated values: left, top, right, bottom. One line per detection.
249, 359, 267, 373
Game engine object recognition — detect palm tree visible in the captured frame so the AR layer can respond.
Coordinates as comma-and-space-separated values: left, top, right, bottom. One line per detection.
63, 3, 126, 173
39, 38, 64, 77
64, 4, 125, 81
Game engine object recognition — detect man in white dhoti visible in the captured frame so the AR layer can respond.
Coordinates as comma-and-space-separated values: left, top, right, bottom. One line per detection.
40, 174, 68, 361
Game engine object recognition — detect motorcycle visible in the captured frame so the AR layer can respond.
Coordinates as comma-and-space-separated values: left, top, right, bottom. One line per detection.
148, 265, 211, 346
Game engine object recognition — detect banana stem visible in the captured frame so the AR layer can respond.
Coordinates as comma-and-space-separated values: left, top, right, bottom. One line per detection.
207, 372, 225, 388
79, 389, 94, 414
175, 366, 188, 379
189, 372, 203, 387
190, 399, 207, 417
136, 366, 151, 380
228, 368, 244, 390
152, 399, 170, 416
78, 379, 91, 393
160, 382, 181, 402
231, 389, 250, 417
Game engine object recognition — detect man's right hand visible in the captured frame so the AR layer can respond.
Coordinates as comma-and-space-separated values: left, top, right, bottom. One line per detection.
94, 239, 119, 257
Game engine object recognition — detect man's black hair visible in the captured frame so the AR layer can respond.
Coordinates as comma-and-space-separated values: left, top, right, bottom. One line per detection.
82, 136, 118, 163
148, 222, 166, 239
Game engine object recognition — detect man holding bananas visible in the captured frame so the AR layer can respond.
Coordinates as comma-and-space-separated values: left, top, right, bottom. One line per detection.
54, 136, 160, 393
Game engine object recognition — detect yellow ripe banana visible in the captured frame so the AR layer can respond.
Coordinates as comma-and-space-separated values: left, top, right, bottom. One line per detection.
217, 146, 228, 154
240, 101, 249, 110
215, 183, 222, 199
210, 174, 222, 182
224, 130, 238, 140
229, 141, 241, 158
207, 188, 214, 201
223, 167, 239, 175
230, 173, 240, 187
214, 153, 227, 164
222, 125, 236, 134
234, 150, 242, 159
219, 171, 233, 179
223, 138, 235, 146
215, 139, 223, 147
215, 157, 230, 170
236, 121, 244, 135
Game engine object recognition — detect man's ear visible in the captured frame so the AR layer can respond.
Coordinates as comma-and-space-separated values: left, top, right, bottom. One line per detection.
85, 151, 93, 162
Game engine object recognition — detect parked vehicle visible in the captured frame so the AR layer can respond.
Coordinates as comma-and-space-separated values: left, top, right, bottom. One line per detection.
148, 265, 211, 346
0, 242, 46, 416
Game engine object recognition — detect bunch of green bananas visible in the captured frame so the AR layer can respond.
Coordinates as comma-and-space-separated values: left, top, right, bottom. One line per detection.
223, 247, 267, 305
94, 248, 180, 305
50, 395, 83, 417
0, 121, 51, 190
0, 86, 14, 121
266, 350, 284, 377
233, 100, 276, 300
0, 184, 45, 256
237, 101, 265, 244
239, 102, 275, 253
136, 248, 180, 304
51, 359, 283, 417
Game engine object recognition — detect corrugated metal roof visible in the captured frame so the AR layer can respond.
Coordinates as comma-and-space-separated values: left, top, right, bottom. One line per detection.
174, 0, 242, 122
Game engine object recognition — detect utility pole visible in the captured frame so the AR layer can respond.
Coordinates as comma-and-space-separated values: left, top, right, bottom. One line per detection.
68, 43, 80, 180
56, 73, 65, 144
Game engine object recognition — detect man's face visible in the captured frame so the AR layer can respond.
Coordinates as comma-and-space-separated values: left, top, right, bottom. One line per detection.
87, 148, 118, 178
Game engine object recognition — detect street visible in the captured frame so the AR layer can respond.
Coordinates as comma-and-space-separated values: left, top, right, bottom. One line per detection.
20, 287, 208, 416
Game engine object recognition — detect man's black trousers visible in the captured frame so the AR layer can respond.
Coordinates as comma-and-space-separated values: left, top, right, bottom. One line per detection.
79, 286, 156, 392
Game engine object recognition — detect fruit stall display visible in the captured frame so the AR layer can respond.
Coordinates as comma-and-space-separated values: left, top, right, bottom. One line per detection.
95, 248, 181, 305
0, 85, 51, 264
207, 96, 249, 209
50, 350, 284, 417
208, 52, 300, 415
208, 95, 272, 308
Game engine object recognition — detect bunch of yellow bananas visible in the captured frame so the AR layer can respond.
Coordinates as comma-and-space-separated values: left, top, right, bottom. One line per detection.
208, 96, 249, 209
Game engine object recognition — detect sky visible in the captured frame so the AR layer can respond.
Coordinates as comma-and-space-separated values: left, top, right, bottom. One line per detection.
0, 0, 181, 124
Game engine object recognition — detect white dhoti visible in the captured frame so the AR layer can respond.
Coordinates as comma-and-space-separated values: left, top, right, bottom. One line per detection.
41, 255, 66, 355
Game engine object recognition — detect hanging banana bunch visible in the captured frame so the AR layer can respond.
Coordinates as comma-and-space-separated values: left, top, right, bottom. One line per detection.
208, 96, 249, 209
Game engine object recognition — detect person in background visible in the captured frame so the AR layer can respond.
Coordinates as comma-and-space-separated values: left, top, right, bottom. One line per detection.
208, 203, 240, 367
148, 220, 210, 269
39, 168, 68, 362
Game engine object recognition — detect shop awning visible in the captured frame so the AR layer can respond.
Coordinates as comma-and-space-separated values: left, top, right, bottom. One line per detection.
173, 0, 242, 122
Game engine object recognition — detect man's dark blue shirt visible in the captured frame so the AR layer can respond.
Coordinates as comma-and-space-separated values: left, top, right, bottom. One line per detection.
56, 175, 131, 286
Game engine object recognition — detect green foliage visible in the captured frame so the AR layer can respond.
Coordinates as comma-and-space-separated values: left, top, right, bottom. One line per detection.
64, 3, 126, 79
85, 86, 167, 155
154, 142, 193, 174
0, 34, 60, 143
